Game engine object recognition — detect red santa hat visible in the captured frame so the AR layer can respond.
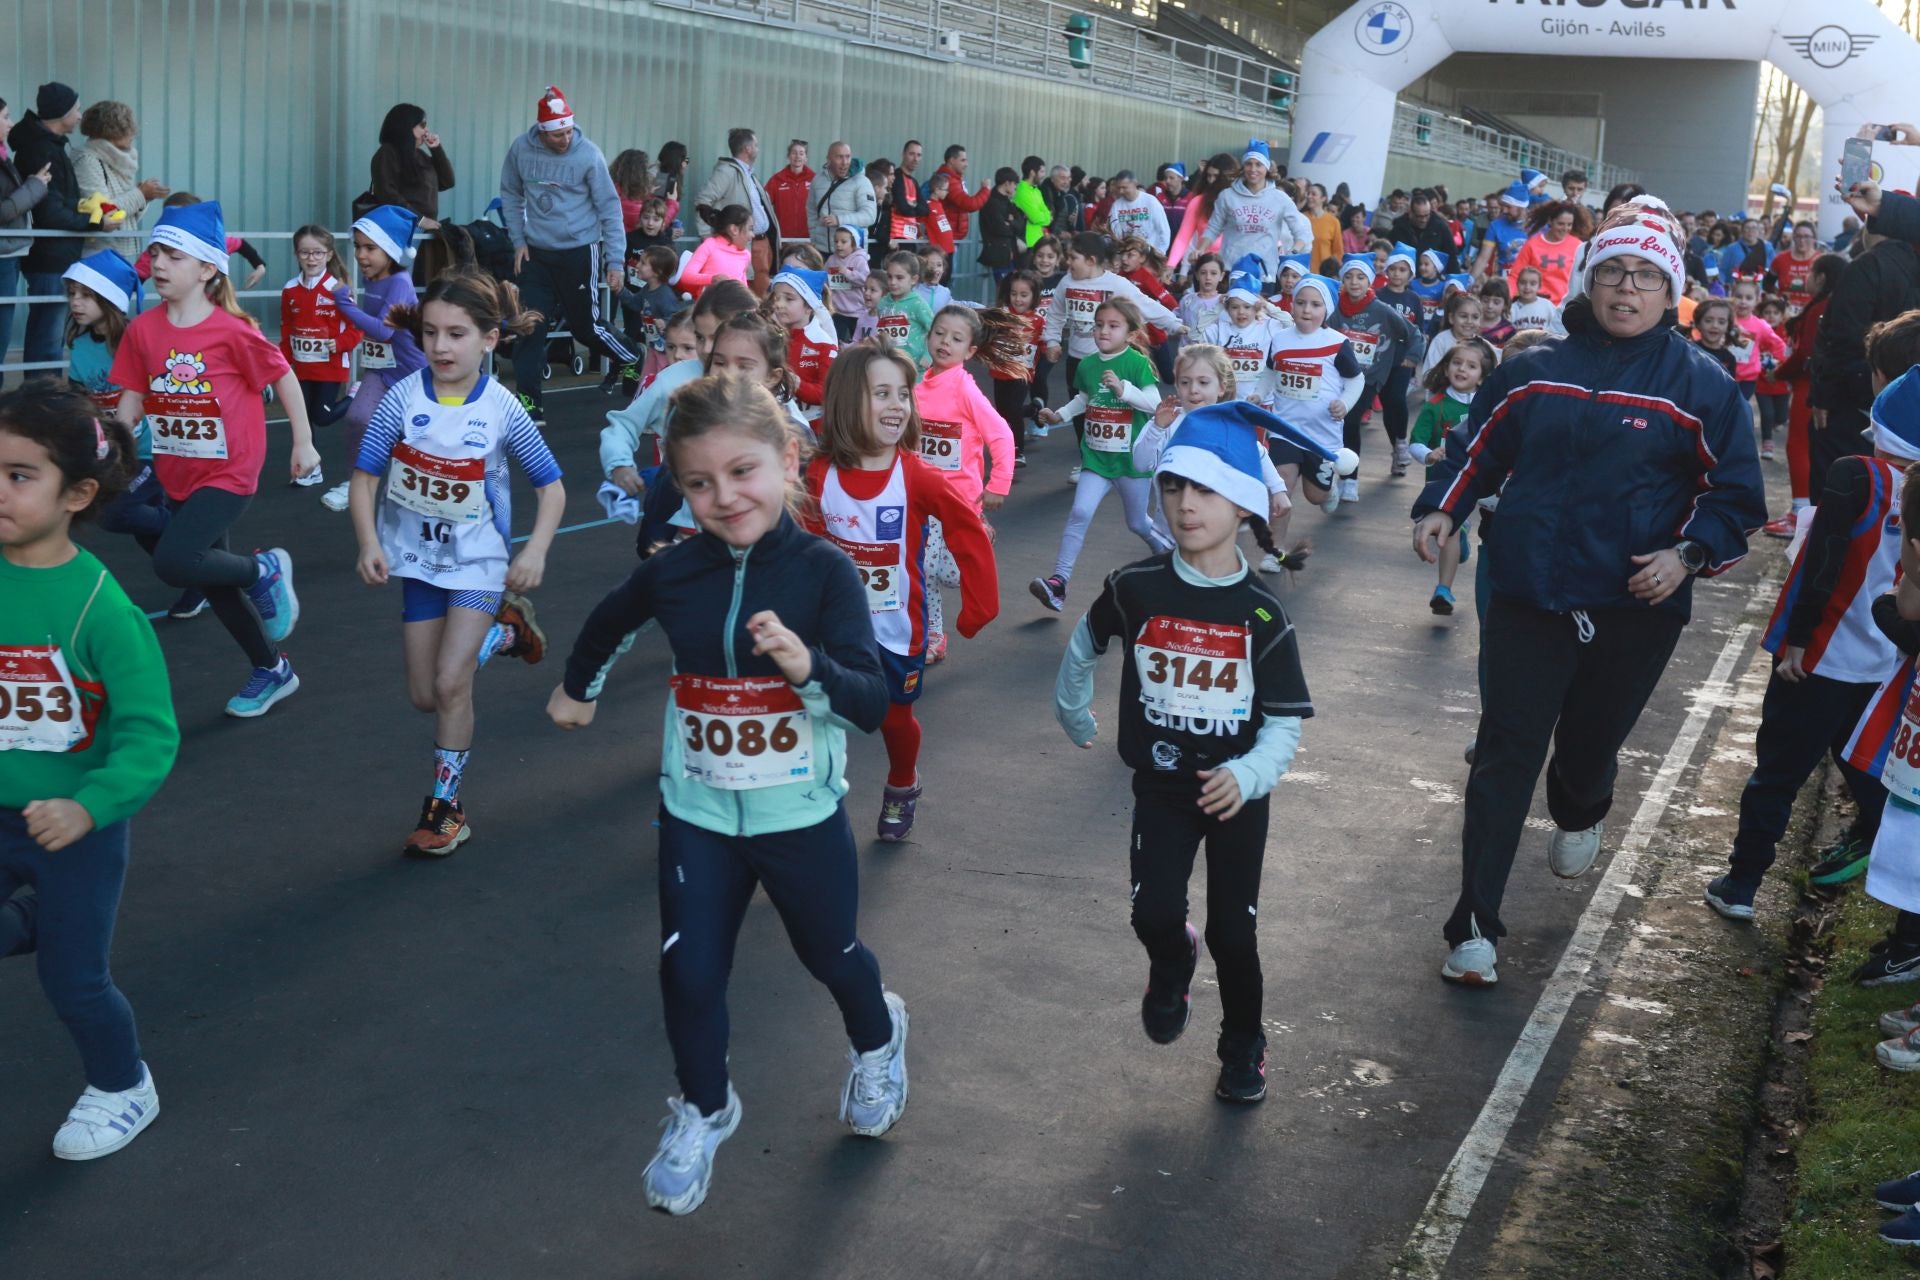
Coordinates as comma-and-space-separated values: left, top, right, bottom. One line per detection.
536, 86, 574, 132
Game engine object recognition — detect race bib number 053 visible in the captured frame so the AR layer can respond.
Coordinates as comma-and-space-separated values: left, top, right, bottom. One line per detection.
1133, 616, 1254, 721
671, 674, 813, 790
0, 644, 87, 753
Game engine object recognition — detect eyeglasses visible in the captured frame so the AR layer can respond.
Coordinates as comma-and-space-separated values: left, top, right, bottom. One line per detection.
296, 246, 331, 258
1592, 262, 1669, 292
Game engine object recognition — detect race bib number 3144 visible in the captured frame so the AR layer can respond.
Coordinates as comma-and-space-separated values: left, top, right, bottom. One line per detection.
1133, 616, 1254, 721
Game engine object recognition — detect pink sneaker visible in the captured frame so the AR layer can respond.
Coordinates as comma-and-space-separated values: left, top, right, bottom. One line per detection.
925, 633, 948, 664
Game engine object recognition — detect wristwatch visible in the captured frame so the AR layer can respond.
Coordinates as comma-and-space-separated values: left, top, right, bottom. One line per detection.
1674, 540, 1708, 575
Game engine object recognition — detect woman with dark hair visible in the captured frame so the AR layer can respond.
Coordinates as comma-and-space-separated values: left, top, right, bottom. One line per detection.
654, 141, 688, 207
367, 103, 455, 281
1764, 251, 1849, 536
1600, 182, 1646, 216
1504, 199, 1593, 304
1341, 204, 1372, 254
1167, 152, 1241, 271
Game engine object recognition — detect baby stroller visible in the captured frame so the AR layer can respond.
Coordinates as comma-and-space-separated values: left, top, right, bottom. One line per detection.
464, 197, 589, 381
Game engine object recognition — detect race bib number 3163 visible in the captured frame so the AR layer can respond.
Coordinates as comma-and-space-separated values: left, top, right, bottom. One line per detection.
1132, 616, 1254, 721
671, 675, 813, 790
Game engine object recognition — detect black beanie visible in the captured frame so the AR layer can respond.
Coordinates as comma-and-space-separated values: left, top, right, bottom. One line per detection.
36, 82, 78, 119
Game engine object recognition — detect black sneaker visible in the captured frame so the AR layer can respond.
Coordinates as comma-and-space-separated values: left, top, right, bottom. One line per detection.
1705, 874, 1758, 922
1809, 836, 1871, 886
1215, 1030, 1268, 1104
1028, 574, 1067, 613
1142, 923, 1198, 1045
1855, 937, 1920, 987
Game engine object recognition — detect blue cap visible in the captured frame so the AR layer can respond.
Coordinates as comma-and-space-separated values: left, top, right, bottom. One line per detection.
1157, 401, 1274, 518
1163, 162, 1187, 179
771, 267, 836, 337
352, 204, 422, 266
1443, 273, 1474, 294
1293, 274, 1338, 310
1387, 242, 1417, 271
1521, 167, 1548, 191
149, 201, 228, 270
1871, 369, 1920, 462
62, 249, 141, 315
1278, 252, 1311, 278
1500, 181, 1531, 210
1420, 249, 1449, 274
1227, 271, 1265, 305
1340, 253, 1377, 280
1243, 138, 1271, 168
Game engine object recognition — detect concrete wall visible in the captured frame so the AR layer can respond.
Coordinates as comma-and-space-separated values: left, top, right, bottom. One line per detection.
1440, 53, 1757, 211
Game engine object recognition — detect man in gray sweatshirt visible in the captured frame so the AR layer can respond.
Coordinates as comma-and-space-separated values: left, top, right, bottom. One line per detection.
498, 84, 636, 422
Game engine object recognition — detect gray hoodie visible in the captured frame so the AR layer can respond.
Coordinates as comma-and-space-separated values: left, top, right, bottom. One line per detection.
498, 125, 625, 266
0, 153, 48, 258
1204, 180, 1313, 282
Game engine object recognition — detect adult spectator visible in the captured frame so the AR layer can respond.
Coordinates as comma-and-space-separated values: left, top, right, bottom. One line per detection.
1014, 156, 1051, 248
1560, 168, 1589, 207
1453, 197, 1479, 253
0, 95, 51, 388
8, 82, 89, 373
763, 139, 813, 246
1341, 205, 1371, 255
1104, 170, 1168, 254
888, 140, 932, 244
1304, 183, 1340, 272
1412, 201, 1764, 987
1835, 216, 1860, 256
863, 158, 895, 256
805, 140, 876, 254
695, 127, 777, 293
499, 84, 637, 424
1812, 183, 1920, 494
1152, 162, 1193, 239
1390, 188, 1460, 266
977, 166, 1025, 281
933, 144, 989, 243
655, 141, 688, 207
70, 100, 167, 259
1044, 165, 1081, 236
366, 103, 454, 280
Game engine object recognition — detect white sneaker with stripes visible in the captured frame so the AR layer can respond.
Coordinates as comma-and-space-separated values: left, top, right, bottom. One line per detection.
53, 1062, 159, 1160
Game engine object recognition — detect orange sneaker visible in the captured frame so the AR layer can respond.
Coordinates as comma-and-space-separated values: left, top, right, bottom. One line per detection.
404, 796, 470, 857
494, 592, 546, 665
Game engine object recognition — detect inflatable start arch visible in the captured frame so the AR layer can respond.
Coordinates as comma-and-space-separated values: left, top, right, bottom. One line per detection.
1290, 0, 1920, 236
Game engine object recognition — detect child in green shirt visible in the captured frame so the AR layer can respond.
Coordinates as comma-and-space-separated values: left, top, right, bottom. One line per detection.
873, 250, 934, 373
1408, 338, 1495, 616
1029, 298, 1174, 611
0, 385, 178, 1162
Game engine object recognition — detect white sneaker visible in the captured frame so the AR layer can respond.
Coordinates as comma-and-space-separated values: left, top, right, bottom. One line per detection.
1339, 477, 1360, 503
320, 481, 351, 512
1258, 552, 1285, 574
53, 1063, 159, 1160
1319, 485, 1342, 514
841, 990, 909, 1137
1067, 464, 1083, 483
643, 1087, 742, 1215
1441, 920, 1498, 987
1881, 1000, 1920, 1039
291, 465, 325, 488
1549, 823, 1603, 879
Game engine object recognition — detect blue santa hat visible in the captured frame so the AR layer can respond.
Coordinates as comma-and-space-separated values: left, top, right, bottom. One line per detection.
1870, 369, 1920, 463
1242, 138, 1272, 170
1277, 252, 1311, 280
831, 225, 867, 250
1386, 242, 1418, 272
1162, 161, 1187, 180
1340, 253, 1377, 280
1226, 254, 1267, 304
1443, 273, 1474, 295
1420, 249, 1449, 275
1156, 402, 1274, 519
1521, 168, 1549, 193
62, 249, 141, 316
149, 200, 228, 271
1292, 274, 1338, 310
1499, 181, 1531, 211
351, 203, 421, 267
771, 268, 837, 342
1769, 182, 1793, 201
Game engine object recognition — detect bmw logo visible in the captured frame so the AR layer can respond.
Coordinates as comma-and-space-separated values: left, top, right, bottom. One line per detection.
1356, 1, 1412, 56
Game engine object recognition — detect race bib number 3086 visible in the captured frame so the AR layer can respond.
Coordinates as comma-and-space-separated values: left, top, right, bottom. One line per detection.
1132, 616, 1254, 721
671, 674, 813, 790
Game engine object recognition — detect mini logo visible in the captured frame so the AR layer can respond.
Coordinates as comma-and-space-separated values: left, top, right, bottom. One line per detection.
462, 431, 489, 448
1151, 740, 1182, 770
1254, 607, 1273, 623
1783, 26, 1878, 70
411, 413, 432, 427
902, 671, 920, 694
1355, 2, 1412, 56
876, 505, 905, 539
1624, 417, 1648, 430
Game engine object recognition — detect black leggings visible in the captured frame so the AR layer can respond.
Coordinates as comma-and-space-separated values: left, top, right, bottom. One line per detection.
300, 378, 345, 429
1756, 391, 1789, 442
992, 376, 1030, 453
139, 487, 274, 668
1380, 363, 1414, 445
1129, 779, 1270, 1039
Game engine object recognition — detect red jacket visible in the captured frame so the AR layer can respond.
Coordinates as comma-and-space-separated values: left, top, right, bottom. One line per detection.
786, 325, 838, 415
1775, 295, 1827, 385
802, 451, 1000, 657
933, 163, 990, 239
765, 166, 816, 243
279, 273, 361, 383
1123, 265, 1177, 346
926, 201, 955, 256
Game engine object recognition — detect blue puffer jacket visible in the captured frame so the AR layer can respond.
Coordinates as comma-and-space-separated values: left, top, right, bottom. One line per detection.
1413, 297, 1766, 621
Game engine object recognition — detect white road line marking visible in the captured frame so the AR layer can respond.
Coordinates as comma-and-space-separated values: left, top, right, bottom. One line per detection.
1392, 619, 1753, 1279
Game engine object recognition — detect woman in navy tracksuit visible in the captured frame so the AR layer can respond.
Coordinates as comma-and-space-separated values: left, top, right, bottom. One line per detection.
1413, 200, 1766, 987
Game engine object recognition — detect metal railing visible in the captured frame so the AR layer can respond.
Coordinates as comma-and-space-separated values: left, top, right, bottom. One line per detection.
1391, 101, 1637, 194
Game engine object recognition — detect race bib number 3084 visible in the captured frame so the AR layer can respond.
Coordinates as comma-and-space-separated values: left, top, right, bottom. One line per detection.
671, 674, 813, 790
1083, 404, 1133, 453
1132, 616, 1254, 721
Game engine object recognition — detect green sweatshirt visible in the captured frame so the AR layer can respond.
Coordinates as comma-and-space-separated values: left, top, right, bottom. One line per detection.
0, 547, 178, 827
1014, 181, 1053, 247
875, 292, 934, 372
1071, 347, 1160, 480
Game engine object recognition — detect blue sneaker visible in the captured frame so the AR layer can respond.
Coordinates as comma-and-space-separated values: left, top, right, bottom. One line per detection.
1876, 1169, 1920, 1211
1430, 584, 1456, 615
246, 548, 299, 644
1705, 875, 1758, 921
1883, 1205, 1920, 1246
224, 658, 299, 718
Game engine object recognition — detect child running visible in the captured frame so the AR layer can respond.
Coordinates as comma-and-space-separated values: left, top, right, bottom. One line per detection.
109, 200, 314, 717
1177, 253, 1228, 340
1202, 260, 1288, 410
1054, 400, 1314, 1103
803, 345, 1000, 840
992, 269, 1045, 467
1265, 275, 1362, 513
320, 205, 425, 510
1409, 339, 1496, 616
1032, 297, 1176, 612
671, 205, 753, 299
549, 373, 909, 1215
348, 269, 564, 856
1331, 253, 1416, 493
913, 306, 1025, 658
765, 268, 839, 426
0, 385, 179, 1160
874, 252, 934, 373
279, 224, 359, 482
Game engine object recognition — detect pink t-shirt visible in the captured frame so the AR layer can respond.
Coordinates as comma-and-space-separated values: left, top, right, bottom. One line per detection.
1732, 311, 1786, 383
111, 307, 291, 501
911, 362, 1016, 504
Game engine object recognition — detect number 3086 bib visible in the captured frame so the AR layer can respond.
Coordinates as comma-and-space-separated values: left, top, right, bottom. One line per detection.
671, 675, 813, 790
1133, 616, 1254, 721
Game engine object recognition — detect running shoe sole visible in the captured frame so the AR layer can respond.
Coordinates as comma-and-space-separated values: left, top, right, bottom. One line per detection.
1439, 964, 1496, 987
1028, 578, 1063, 612
1810, 851, 1870, 886
645, 1102, 743, 1216
259, 547, 299, 644
501, 592, 545, 664
1704, 886, 1756, 921
1430, 593, 1454, 616
168, 600, 209, 619
1877, 1039, 1920, 1073
224, 673, 300, 718
405, 821, 472, 858
1860, 959, 1920, 987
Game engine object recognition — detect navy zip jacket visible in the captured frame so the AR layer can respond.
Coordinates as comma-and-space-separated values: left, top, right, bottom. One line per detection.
1412, 297, 1765, 621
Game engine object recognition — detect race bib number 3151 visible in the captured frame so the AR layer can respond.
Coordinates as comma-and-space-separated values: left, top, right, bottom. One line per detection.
1133, 616, 1254, 721
671, 675, 813, 790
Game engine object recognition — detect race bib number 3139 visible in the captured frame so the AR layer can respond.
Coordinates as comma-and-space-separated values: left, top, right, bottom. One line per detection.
386, 443, 488, 524
1133, 616, 1254, 721
671, 675, 813, 790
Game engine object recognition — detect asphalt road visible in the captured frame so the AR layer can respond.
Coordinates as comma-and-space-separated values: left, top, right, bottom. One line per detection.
0, 376, 1773, 1279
